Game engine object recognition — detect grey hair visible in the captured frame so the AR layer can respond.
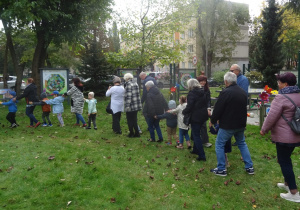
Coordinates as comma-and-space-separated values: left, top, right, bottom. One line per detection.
113, 76, 121, 84
187, 78, 201, 91
145, 80, 155, 88
124, 73, 133, 81
231, 64, 241, 72
139, 72, 147, 77
224, 72, 237, 84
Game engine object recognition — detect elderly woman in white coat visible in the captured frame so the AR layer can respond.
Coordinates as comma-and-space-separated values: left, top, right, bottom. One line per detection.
106, 76, 125, 134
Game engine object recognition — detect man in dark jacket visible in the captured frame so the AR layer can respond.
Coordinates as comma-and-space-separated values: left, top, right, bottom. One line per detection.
140, 72, 157, 104
14, 78, 41, 128
143, 81, 168, 142
210, 72, 254, 176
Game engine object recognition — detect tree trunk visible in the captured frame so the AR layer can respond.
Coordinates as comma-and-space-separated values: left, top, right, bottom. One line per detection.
3, 44, 8, 89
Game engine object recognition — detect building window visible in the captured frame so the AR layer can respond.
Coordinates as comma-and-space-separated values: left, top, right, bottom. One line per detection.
188, 62, 193, 68
188, 28, 194, 38
181, 33, 185, 39
182, 62, 185, 68
188, 45, 194, 53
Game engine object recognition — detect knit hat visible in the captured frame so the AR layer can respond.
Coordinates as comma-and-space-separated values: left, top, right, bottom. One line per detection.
9, 91, 16, 97
40, 92, 47, 99
168, 100, 176, 109
51, 91, 59, 95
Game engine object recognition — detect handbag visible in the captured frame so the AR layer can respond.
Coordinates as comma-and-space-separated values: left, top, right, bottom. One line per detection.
106, 101, 113, 114
281, 94, 300, 135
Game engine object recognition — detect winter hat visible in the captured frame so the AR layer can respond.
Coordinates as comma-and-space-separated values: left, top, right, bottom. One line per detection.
51, 91, 59, 95
168, 100, 176, 109
9, 91, 16, 97
40, 92, 47, 99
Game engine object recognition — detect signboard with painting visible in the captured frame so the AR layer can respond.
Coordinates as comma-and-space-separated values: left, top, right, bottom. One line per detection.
40, 68, 69, 95
178, 69, 196, 90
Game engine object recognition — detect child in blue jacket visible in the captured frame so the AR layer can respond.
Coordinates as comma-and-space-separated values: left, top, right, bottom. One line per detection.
43, 91, 65, 127
0, 91, 18, 128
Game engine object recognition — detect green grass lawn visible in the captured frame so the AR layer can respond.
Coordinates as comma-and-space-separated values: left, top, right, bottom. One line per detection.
0, 90, 299, 209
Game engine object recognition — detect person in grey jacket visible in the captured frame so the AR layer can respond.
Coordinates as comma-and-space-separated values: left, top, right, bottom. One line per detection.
261, 72, 300, 203
124, 73, 142, 137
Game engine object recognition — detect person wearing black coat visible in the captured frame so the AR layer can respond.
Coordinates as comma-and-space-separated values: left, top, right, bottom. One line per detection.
140, 72, 157, 104
182, 79, 208, 161
143, 81, 168, 142
14, 78, 41, 128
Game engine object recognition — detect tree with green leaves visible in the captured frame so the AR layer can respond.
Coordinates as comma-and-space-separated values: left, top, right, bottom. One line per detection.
108, 22, 121, 53
251, 0, 284, 88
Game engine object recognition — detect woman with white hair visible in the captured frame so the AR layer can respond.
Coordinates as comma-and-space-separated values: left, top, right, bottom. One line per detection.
106, 76, 125, 134
124, 73, 142, 137
182, 78, 208, 161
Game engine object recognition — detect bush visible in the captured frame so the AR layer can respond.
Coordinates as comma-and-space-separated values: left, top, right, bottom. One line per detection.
212, 70, 227, 84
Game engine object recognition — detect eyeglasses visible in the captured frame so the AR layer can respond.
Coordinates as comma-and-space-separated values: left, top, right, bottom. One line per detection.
230, 70, 235, 72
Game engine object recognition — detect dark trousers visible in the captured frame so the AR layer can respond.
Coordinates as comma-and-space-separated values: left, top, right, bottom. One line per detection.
26, 106, 38, 125
191, 123, 206, 159
200, 121, 209, 144
126, 111, 139, 135
88, 114, 97, 128
112, 112, 121, 133
6, 112, 16, 124
42, 112, 51, 124
276, 143, 297, 190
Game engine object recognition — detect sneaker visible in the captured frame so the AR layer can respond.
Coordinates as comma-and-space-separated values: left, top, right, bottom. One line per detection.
210, 168, 227, 176
48, 124, 53, 127
85, 127, 91, 129
156, 139, 163, 143
82, 124, 87, 127
10, 123, 17, 128
94, 127, 98, 130
60, 124, 65, 127
34, 122, 41, 128
277, 183, 289, 192
203, 143, 212, 148
245, 167, 255, 175
280, 192, 300, 203
42, 123, 48, 127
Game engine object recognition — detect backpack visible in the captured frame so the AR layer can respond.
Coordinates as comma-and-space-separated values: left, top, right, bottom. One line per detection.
281, 94, 300, 135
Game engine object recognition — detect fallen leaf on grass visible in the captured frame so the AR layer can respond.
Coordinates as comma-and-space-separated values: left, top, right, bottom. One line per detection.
107, 156, 111, 159
183, 202, 187, 208
110, 198, 116, 203
36, 136, 43, 138
74, 136, 78, 139
105, 141, 111, 143
224, 180, 229, 186
250, 187, 256, 192
48, 156, 55, 160
251, 198, 256, 203
164, 194, 168, 197
198, 168, 205, 173
128, 157, 132, 161
67, 201, 72, 206
236, 180, 241, 185
6, 166, 13, 173
85, 161, 94, 165
149, 176, 154, 179
27, 167, 33, 171
0, 169, 3, 172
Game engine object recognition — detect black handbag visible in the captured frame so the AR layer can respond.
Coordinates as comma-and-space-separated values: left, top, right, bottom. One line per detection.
106, 101, 113, 114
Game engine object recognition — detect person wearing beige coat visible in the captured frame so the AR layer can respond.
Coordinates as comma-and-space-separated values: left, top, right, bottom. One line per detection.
260, 72, 300, 203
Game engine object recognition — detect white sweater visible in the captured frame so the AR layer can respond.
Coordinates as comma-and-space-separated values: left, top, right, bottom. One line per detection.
169, 103, 189, 130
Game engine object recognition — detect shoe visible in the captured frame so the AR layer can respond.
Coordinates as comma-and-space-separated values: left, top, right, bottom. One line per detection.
196, 157, 206, 161
73, 123, 80, 126
27, 125, 34, 128
48, 124, 53, 127
277, 183, 289, 192
203, 143, 212, 148
245, 167, 255, 175
127, 133, 134, 138
133, 134, 140, 138
60, 124, 65, 127
85, 127, 91, 129
34, 122, 41, 128
42, 123, 47, 127
94, 127, 97, 130
232, 142, 238, 146
10, 123, 17, 128
176, 145, 184, 149
114, 131, 122, 134
82, 124, 87, 127
147, 139, 156, 142
280, 192, 300, 203
210, 168, 227, 176
157, 139, 163, 143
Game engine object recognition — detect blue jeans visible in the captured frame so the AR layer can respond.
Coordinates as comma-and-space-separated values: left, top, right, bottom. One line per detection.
179, 128, 190, 144
191, 123, 206, 159
75, 113, 86, 125
26, 106, 38, 125
215, 128, 253, 170
146, 117, 163, 141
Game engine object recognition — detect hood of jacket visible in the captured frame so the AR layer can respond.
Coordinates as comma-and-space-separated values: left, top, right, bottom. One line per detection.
148, 86, 160, 96
190, 87, 204, 97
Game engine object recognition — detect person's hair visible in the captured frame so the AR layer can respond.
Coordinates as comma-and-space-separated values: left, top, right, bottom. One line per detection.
187, 78, 201, 91
145, 80, 155, 88
231, 64, 241, 72
139, 72, 147, 78
113, 76, 121, 84
27, 78, 34, 83
197, 75, 209, 91
72, 77, 82, 86
224, 72, 237, 84
124, 73, 133, 81
276, 72, 297, 86
179, 95, 187, 104
88, 92, 94, 98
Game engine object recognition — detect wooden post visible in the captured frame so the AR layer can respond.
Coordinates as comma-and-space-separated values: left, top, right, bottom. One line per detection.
259, 100, 265, 128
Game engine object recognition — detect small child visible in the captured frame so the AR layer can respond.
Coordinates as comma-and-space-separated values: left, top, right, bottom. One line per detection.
43, 91, 65, 127
156, 100, 178, 145
0, 91, 18, 128
168, 96, 191, 149
40, 92, 52, 127
84, 92, 97, 130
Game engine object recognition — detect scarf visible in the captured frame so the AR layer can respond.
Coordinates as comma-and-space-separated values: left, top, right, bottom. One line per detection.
279, 85, 300, 94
